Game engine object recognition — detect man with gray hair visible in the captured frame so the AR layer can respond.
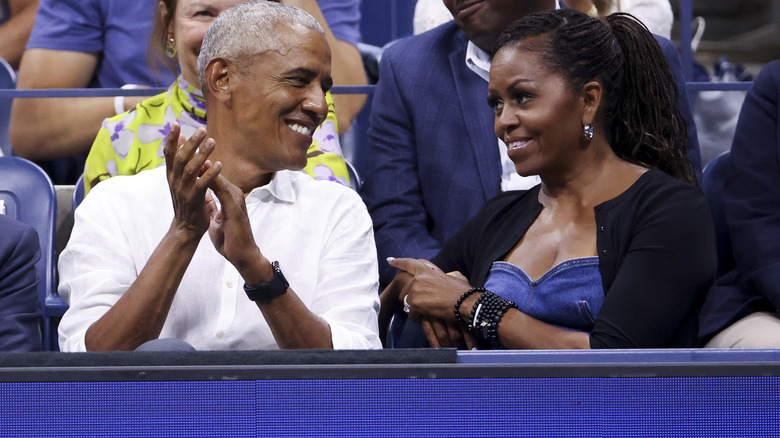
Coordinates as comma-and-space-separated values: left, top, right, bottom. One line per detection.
57, 1, 381, 352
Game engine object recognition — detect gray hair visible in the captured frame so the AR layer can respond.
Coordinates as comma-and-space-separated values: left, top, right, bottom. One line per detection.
197, 1, 325, 85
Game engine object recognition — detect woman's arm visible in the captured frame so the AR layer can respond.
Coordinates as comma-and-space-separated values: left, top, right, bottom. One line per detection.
589, 185, 716, 348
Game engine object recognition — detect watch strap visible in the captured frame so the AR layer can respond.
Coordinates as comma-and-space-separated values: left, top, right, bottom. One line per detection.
243, 261, 289, 302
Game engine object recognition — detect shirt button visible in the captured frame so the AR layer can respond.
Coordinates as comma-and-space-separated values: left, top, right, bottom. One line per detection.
226, 280, 235, 288
600, 226, 606, 232
216, 331, 224, 338
602, 249, 609, 255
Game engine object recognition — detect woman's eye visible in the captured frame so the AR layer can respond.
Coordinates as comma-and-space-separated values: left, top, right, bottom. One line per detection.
487, 97, 503, 114
515, 93, 533, 105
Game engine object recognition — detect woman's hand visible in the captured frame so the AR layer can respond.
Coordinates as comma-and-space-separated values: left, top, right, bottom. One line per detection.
164, 123, 222, 240
387, 257, 472, 322
421, 317, 479, 350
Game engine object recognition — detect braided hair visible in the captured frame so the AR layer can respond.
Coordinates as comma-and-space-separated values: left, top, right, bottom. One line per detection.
492, 9, 695, 184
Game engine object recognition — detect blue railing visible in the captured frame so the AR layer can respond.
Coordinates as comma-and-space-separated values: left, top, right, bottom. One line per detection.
0, 85, 377, 99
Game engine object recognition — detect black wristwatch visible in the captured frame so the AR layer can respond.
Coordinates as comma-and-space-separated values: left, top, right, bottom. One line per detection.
243, 261, 289, 303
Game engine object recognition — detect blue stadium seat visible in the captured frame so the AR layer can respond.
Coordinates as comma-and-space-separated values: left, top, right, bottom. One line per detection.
0, 57, 16, 156
701, 150, 734, 276
0, 156, 68, 350
72, 174, 85, 212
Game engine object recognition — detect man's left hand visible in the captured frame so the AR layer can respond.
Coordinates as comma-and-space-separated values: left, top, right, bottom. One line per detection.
207, 173, 273, 284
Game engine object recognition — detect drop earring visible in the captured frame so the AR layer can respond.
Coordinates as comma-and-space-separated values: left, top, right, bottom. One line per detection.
166, 37, 177, 57
583, 123, 594, 140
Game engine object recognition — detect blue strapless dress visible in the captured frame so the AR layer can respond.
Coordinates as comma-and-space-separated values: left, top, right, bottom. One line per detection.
483, 258, 604, 332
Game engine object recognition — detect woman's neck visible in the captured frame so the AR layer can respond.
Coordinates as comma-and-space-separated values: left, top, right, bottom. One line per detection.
538, 147, 647, 209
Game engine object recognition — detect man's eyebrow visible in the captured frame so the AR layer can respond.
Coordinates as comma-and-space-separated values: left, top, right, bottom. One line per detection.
281, 67, 332, 89
281, 67, 317, 78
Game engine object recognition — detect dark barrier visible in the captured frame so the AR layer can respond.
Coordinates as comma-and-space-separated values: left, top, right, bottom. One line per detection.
0, 349, 778, 436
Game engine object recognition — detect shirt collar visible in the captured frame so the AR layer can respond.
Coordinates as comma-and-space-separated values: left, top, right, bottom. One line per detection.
464, 0, 562, 82
246, 170, 297, 204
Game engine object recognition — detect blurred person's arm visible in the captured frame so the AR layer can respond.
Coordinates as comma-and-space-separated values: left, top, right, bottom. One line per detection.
0, 0, 38, 69
283, 0, 366, 133
9, 49, 144, 159
563, 0, 598, 15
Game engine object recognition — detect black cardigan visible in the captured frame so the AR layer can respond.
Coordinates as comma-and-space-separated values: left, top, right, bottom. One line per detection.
432, 168, 716, 348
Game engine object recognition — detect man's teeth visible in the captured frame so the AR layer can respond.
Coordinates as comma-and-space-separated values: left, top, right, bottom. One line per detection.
288, 123, 312, 136
507, 140, 527, 149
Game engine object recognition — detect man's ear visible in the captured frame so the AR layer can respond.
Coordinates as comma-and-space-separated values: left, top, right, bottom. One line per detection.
204, 58, 232, 102
580, 80, 603, 126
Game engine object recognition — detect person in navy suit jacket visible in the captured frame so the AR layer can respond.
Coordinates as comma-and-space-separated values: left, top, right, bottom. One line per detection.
361, 0, 702, 347
0, 214, 43, 351
699, 61, 780, 348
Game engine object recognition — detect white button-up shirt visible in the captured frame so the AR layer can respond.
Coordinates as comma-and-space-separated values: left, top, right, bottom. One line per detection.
58, 167, 381, 351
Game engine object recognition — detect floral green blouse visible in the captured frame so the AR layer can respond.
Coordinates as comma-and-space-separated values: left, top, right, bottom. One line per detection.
84, 76, 350, 194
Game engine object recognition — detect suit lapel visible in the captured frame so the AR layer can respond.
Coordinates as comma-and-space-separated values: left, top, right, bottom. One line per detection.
448, 40, 501, 201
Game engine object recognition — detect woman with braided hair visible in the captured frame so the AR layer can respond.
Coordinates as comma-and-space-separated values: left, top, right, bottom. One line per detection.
379, 9, 715, 350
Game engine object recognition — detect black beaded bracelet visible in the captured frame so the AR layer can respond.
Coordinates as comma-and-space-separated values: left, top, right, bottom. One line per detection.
454, 287, 485, 328
470, 291, 518, 349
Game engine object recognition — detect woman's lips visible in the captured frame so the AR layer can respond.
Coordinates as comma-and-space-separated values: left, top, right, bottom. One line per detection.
506, 138, 532, 151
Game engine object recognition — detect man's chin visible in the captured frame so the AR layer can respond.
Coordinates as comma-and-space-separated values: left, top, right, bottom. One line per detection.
283, 157, 308, 172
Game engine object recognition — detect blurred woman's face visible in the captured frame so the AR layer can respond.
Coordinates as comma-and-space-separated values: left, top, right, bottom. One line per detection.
168, 0, 247, 85
487, 42, 585, 178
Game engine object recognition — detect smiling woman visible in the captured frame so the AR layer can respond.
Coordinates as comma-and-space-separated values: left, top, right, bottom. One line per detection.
81, 0, 351, 195
379, 9, 715, 350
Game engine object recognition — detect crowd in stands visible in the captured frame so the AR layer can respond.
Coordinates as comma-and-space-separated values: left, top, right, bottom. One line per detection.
0, 0, 777, 353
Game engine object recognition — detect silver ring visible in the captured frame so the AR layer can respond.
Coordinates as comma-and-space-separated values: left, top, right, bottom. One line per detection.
403, 294, 410, 313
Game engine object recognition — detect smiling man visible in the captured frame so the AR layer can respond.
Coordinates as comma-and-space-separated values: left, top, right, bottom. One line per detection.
361, 0, 702, 347
57, 1, 381, 352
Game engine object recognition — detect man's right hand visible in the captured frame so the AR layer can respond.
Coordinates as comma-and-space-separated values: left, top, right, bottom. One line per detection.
163, 123, 223, 239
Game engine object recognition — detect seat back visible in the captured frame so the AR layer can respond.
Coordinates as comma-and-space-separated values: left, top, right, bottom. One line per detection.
0, 157, 67, 350
701, 150, 735, 277
72, 174, 85, 212
0, 57, 16, 156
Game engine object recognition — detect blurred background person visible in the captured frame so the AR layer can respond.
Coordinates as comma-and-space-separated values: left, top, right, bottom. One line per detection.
0, 214, 43, 352
10, 0, 173, 183
699, 60, 780, 348
412, 0, 672, 39
594, 0, 673, 39
0, 0, 38, 70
